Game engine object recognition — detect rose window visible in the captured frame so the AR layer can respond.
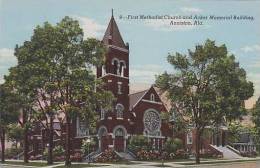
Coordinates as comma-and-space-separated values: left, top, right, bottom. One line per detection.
143, 109, 161, 133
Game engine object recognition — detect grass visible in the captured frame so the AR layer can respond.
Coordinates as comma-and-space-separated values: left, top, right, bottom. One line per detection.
1, 161, 49, 167
103, 160, 137, 165
150, 164, 172, 167
179, 159, 260, 165
141, 158, 193, 163
53, 164, 107, 168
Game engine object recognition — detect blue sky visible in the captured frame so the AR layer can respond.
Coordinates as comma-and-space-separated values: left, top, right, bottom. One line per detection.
0, 0, 260, 108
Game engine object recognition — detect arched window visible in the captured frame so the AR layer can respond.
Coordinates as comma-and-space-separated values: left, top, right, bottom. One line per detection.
77, 117, 88, 137
102, 65, 106, 76
113, 60, 118, 75
118, 83, 122, 94
115, 128, 124, 136
150, 93, 155, 101
187, 130, 193, 145
119, 61, 126, 77
98, 126, 107, 137
116, 104, 124, 119
101, 108, 105, 120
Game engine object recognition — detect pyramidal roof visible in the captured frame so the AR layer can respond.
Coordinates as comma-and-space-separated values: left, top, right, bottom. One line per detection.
102, 12, 127, 49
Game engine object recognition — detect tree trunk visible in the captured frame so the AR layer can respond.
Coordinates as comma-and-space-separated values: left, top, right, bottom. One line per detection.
65, 115, 71, 166
1, 128, 5, 163
24, 127, 29, 163
47, 116, 54, 165
23, 109, 29, 163
15, 139, 18, 150
195, 128, 201, 164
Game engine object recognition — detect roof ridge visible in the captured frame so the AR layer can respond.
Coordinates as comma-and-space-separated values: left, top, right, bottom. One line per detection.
102, 14, 126, 49
129, 89, 148, 95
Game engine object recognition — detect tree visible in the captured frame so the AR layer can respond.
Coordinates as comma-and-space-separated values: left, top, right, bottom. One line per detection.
155, 39, 254, 163
7, 124, 24, 149
252, 97, 260, 153
0, 84, 20, 162
6, 16, 114, 166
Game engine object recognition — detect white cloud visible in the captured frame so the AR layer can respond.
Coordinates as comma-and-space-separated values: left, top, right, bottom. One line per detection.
181, 7, 202, 13
130, 64, 166, 84
129, 83, 151, 93
241, 44, 260, 53
0, 48, 17, 84
249, 61, 260, 68
73, 15, 106, 39
0, 48, 16, 65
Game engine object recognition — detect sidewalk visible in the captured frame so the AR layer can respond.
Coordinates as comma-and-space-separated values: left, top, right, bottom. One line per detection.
1, 157, 260, 168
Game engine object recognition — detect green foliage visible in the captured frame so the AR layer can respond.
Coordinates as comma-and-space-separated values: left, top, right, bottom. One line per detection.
164, 138, 183, 154
156, 39, 254, 127
53, 146, 65, 157
7, 124, 24, 146
0, 84, 20, 129
5, 16, 115, 164
227, 122, 249, 143
128, 135, 150, 152
81, 138, 97, 155
6, 16, 114, 125
3, 147, 23, 159
155, 39, 254, 163
43, 145, 65, 158
252, 97, 260, 150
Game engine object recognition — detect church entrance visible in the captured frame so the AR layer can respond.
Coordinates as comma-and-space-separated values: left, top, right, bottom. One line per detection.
101, 136, 109, 151
114, 136, 124, 152
98, 126, 109, 152
113, 126, 126, 152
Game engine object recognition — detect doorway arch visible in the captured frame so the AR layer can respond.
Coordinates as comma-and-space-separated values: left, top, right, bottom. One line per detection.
113, 125, 127, 152
98, 126, 108, 151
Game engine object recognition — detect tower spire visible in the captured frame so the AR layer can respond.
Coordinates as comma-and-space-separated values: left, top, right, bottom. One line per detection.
102, 9, 127, 49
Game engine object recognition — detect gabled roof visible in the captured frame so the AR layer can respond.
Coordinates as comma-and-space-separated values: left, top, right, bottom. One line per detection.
129, 86, 170, 112
102, 15, 126, 49
129, 89, 148, 110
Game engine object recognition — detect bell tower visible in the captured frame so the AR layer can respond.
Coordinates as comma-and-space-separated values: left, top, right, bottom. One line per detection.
97, 10, 130, 147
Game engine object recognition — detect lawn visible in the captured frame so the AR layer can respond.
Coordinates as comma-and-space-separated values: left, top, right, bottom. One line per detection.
1, 161, 49, 167
53, 164, 107, 168
179, 159, 260, 165
103, 160, 137, 165
150, 164, 172, 167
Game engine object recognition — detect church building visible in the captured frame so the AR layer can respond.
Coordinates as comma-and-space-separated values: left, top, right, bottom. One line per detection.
95, 13, 173, 152
27, 12, 234, 160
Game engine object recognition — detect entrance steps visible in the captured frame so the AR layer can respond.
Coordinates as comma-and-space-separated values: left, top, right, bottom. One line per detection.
116, 151, 135, 160
84, 150, 102, 162
210, 145, 242, 159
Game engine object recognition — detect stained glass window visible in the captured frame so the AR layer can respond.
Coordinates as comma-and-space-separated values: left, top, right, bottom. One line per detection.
143, 109, 161, 134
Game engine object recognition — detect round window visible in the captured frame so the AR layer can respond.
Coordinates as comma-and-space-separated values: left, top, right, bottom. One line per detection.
143, 109, 161, 133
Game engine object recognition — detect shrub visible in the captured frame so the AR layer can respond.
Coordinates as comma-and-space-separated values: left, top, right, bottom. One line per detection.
95, 149, 121, 162
43, 145, 65, 161
4, 147, 23, 159
174, 149, 189, 159
136, 150, 161, 161
128, 135, 149, 154
164, 138, 183, 154
81, 138, 97, 155
200, 149, 219, 158
53, 145, 65, 157
71, 152, 83, 162
240, 151, 257, 157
